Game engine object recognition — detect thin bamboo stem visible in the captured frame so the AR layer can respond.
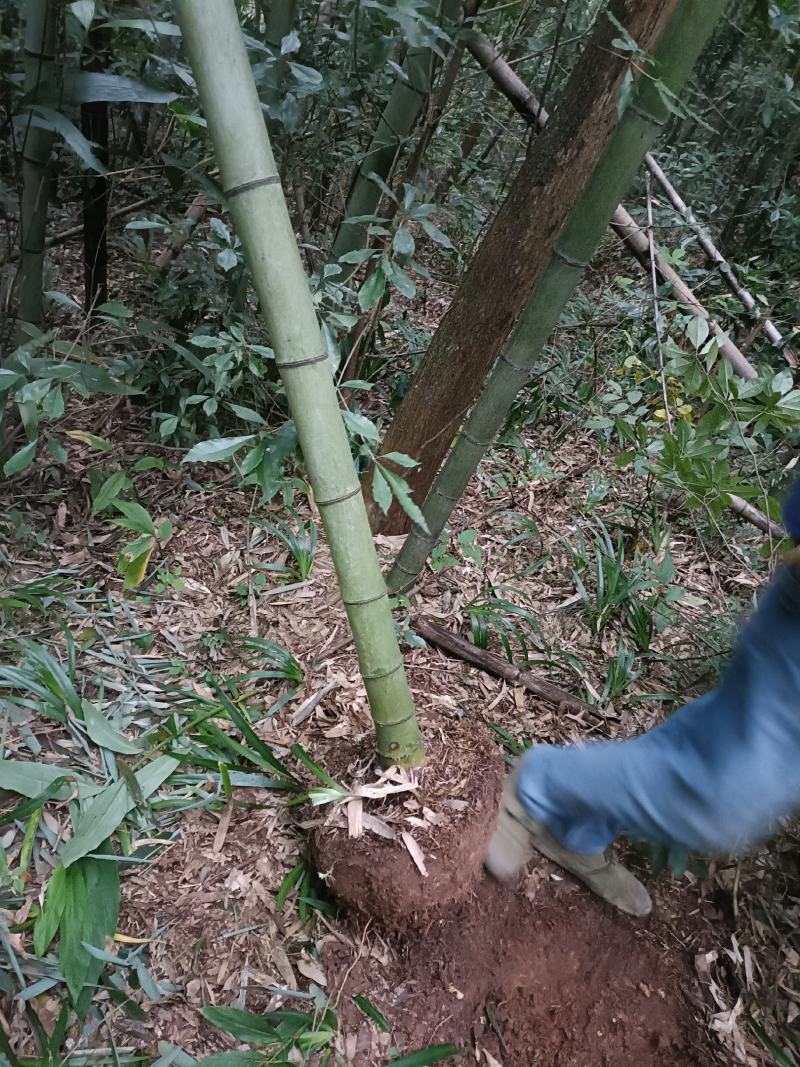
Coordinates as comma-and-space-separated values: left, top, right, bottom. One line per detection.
175, 0, 424, 766
17, 0, 57, 333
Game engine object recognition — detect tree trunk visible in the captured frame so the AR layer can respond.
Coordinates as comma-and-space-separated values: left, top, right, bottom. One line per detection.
371, 0, 684, 535
17, 0, 57, 335
388, 0, 732, 588
330, 0, 460, 273
175, 0, 424, 767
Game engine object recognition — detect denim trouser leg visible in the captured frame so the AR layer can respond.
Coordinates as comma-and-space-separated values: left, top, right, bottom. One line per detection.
516, 565, 800, 855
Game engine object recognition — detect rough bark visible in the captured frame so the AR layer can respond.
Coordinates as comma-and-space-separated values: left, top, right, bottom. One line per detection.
370, 0, 681, 534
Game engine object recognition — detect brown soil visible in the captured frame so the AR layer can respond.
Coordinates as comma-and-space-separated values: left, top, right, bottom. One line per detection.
327, 872, 713, 1067
313, 720, 505, 927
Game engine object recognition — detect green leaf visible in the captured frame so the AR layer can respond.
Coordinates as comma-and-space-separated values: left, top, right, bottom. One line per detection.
91, 471, 128, 515
112, 499, 155, 535
217, 247, 238, 272
65, 430, 113, 451
380, 467, 430, 534
685, 316, 710, 349
353, 995, 389, 1032
132, 456, 166, 472
227, 403, 266, 426
33, 865, 68, 957
46, 436, 68, 464
381, 451, 418, 469
419, 219, 453, 249
372, 465, 392, 515
3, 440, 37, 477
200, 1006, 280, 1046
358, 268, 386, 311
59, 756, 178, 868
385, 1045, 462, 1066
338, 249, 375, 265
59, 862, 91, 1001
183, 436, 256, 464
81, 702, 142, 755
276, 862, 305, 911
342, 410, 379, 444
392, 227, 415, 257
290, 743, 341, 789
0, 760, 83, 800
0, 368, 23, 392
62, 71, 177, 104
28, 105, 107, 174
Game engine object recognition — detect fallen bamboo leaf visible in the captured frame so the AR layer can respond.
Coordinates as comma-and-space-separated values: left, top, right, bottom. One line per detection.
401, 830, 428, 877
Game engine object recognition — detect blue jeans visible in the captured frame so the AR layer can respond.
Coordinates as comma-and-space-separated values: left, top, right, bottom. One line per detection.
517, 564, 800, 855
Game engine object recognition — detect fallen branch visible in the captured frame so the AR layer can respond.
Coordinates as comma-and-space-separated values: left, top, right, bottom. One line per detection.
415, 618, 597, 718
727, 493, 786, 540
644, 155, 798, 367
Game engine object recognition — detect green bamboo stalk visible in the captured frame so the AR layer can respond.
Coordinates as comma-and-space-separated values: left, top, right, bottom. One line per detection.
17, 0, 57, 333
330, 0, 459, 274
174, 0, 424, 767
388, 0, 730, 593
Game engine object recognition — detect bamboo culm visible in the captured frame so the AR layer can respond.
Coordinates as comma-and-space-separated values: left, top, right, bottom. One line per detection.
330, 0, 459, 274
389, 0, 731, 592
175, 0, 424, 766
17, 0, 57, 334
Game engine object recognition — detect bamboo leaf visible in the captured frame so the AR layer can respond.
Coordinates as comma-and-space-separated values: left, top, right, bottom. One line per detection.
63, 71, 177, 104
183, 436, 256, 464
200, 1006, 281, 1045
28, 105, 108, 174
59, 756, 178, 868
372, 465, 393, 515
353, 995, 389, 1031
381, 452, 419, 468
0, 760, 81, 800
380, 467, 430, 534
81, 702, 142, 755
60, 863, 91, 1001
99, 17, 181, 35
209, 680, 298, 783
33, 865, 68, 957
385, 1045, 462, 1066
276, 862, 305, 911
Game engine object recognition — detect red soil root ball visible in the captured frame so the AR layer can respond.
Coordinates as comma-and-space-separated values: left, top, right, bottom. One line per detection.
312, 719, 506, 929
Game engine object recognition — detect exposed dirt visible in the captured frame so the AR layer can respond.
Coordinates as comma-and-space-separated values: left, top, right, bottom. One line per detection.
314, 720, 505, 927
327, 870, 715, 1067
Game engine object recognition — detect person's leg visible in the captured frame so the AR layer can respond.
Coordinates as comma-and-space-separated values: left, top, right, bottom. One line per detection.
486, 564, 800, 909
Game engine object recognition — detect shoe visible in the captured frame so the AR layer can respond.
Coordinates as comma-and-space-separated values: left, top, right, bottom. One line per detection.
485, 766, 653, 918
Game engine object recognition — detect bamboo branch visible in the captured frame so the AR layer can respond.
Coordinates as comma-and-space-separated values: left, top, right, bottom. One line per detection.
415, 619, 598, 718
153, 192, 210, 270
727, 494, 787, 540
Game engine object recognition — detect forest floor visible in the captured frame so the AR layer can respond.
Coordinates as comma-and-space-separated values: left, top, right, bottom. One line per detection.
2, 238, 799, 1066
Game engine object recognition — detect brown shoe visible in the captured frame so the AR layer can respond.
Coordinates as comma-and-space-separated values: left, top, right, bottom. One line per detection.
485, 766, 652, 918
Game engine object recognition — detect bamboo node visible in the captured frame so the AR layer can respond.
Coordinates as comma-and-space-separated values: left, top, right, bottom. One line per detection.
343, 590, 388, 607
554, 247, 590, 269
363, 662, 404, 682
275, 352, 329, 371
224, 174, 282, 199
315, 485, 361, 507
